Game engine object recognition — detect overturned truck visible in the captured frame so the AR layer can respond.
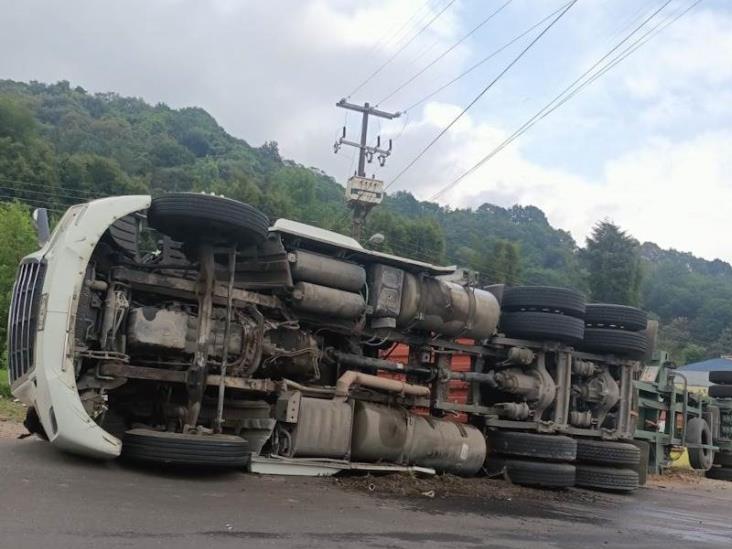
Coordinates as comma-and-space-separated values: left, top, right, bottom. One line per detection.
8, 194, 653, 491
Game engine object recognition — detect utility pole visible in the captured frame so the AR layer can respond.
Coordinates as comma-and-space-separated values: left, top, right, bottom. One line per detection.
334, 99, 400, 241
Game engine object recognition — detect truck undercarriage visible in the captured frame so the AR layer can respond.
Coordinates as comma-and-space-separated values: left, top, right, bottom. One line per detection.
8, 193, 668, 491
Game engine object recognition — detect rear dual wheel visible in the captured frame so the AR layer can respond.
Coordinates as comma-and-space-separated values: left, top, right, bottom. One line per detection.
578, 304, 648, 359
575, 465, 639, 492
501, 286, 586, 318
574, 439, 640, 492
584, 304, 647, 332
709, 385, 732, 399
580, 328, 648, 360
709, 371, 732, 385
486, 431, 577, 462
484, 458, 575, 488
499, 312, 585, 345
485, 431, 577, 488
706, 467, 732, 481
499, 286, 586, 345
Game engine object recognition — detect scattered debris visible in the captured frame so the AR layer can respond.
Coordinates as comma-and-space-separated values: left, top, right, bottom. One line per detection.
334, 472, 605, 504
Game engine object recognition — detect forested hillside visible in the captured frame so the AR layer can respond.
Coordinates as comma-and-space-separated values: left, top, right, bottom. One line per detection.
0, 79, 730, 364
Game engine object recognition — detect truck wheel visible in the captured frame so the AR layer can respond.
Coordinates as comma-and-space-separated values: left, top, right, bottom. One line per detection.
706, 466, 732, 481
486, 431, 577, 462
579, 328, 647, 359
629, 440, 650, 486
709, 371, 732, 385
484, 457, 575, 488
576, 439, 640, 467
122, 429, 250, 467
709, 385, 732, 399
499, 311, 585, 344
147, 193, 270, 248
575, 465, 638, 492
686, 417, 714, 471
714, 451, 732, 467
584, 304, 647, 331
501, 286, 586, 318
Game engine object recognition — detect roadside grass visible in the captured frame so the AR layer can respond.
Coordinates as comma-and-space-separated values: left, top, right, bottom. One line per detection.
0, 368, 25, 422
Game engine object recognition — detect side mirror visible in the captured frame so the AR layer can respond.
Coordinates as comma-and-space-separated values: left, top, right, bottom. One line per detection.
32, 208, 51, 247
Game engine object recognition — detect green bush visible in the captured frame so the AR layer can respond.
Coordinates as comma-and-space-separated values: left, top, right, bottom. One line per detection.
0, 368, 11, 398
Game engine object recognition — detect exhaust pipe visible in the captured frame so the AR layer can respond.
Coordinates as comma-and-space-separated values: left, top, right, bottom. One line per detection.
334, 371, 430, 401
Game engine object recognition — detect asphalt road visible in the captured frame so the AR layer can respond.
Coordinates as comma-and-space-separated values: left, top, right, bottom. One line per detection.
1, 438, 731, 548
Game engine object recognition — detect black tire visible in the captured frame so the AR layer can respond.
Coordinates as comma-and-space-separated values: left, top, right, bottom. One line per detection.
147, 193, 269, 248
576, 465, 638, 492
500, 311, 585, 344
706, 466, 732, 481
486, 431, 577, 462
106, 215, 139, 258
584, 304, 647, 331
501, 286, 586, 318
709, 385, 732, 399
714, 451, 732, 467
122, 429, 250, 467
484, 457, 575, 488
576, 439, 640, 467
685, 417, 714, 471
579, 328, 647, 359
709, 371, 732, 385
629, 440, 650, 486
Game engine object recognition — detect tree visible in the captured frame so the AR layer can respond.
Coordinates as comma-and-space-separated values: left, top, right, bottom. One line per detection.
657, 317, 711, 364
0, 202, 38, 365
0, 97, 36, 142
707, 327, 732, 359
583, 221, 642, 305
471, 240, 521, 285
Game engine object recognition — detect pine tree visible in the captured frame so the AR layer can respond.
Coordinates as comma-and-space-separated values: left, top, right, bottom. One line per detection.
583, 221, 642, 305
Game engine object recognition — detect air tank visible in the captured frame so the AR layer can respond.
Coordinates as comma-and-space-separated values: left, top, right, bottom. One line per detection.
350, 401, 486, 476
397, 273, 500, 340
291, 281, 365, 319
289, 250, 366, 292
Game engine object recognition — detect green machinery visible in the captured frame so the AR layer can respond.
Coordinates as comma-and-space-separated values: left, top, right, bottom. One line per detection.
634, 351, 726, 475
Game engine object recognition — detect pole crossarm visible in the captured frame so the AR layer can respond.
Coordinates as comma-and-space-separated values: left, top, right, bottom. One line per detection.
336, 99, 401, 120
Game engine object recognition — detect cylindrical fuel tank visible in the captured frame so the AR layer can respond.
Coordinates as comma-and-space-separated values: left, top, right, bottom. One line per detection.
291, 281, 365, 319
290, 250, 366, 292
397, 273, 500, 340
351, 401, 486, 476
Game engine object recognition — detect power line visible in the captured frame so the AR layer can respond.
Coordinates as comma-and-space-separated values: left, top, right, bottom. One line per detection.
429, 0, 700, 202
346, 0, 457, 100
0, 175, 99, 199
0, 194, 66, 214
401, 1, 575, 113
429, 0, 682, 200
0, 185, 92, 203
363, 0, 434, 59
429, 0, 677, 201
377, 0, 514, 107
387, 0, 578, 190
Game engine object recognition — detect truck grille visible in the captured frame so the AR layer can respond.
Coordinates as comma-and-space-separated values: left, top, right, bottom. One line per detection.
7, 260, 46, 384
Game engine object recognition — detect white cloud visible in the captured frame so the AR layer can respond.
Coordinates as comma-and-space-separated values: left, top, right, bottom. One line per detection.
397, 103, 732, 262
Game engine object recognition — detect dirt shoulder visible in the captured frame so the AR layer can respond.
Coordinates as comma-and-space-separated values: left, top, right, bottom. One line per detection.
647, 469, 732, 493
0, 396, 25, 423
336, 468, 732, 504
0, 419, 26, 440
0, 395, 27, 439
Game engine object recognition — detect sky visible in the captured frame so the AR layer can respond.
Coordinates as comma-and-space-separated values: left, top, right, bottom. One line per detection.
1, 0, 730, 262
